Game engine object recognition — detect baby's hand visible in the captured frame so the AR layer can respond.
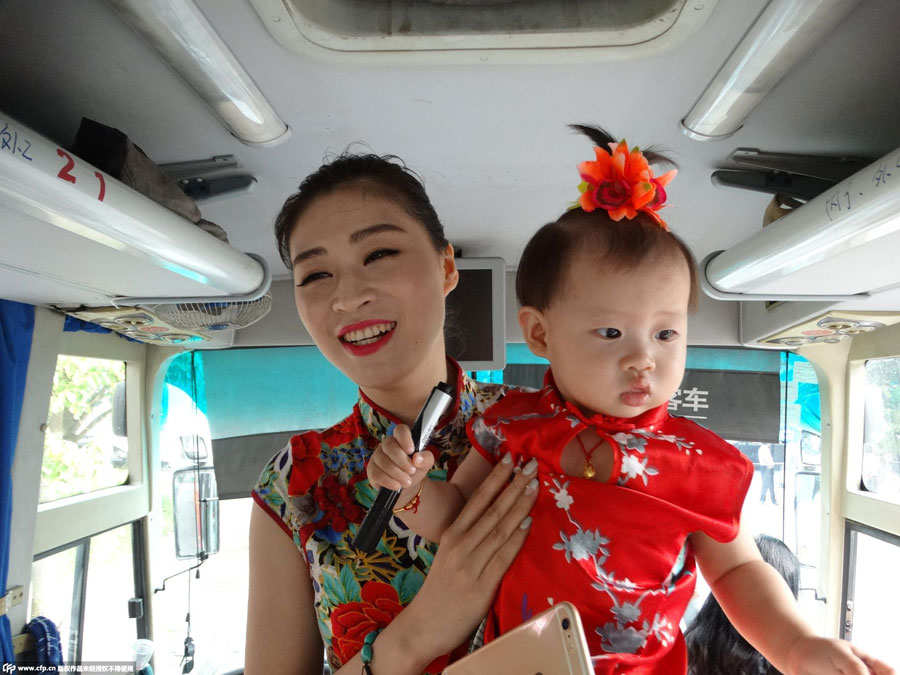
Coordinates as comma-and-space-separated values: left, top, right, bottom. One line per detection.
786, 635, 895, 675
367, 423, 435, 491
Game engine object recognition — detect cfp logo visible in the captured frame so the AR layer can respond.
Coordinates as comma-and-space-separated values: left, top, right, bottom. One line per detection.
2, 663, 16, 674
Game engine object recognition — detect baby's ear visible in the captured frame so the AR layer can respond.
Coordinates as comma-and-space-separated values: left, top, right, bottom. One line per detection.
518, 306, 550, 358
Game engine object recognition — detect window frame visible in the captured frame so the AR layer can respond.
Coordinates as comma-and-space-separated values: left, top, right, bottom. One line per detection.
32, 520, 148, 662
34, 330, 149, 556
802, 321, 900, 636
844, 336, 900, 536
31, 538, 88, 664
839, 520, 900, 641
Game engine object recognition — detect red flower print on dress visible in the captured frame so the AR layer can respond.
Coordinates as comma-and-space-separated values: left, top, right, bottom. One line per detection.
331, 582, 402, 663
313, 474, 364, 533
334, 415, 358, 442
331, 582, 450, 673
287, 433, 325, 496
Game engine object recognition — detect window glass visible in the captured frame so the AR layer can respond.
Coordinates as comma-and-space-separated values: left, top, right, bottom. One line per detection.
171, 348, 357, 440
40, 356, 128, 503
30, 546, 81, 662
30, 524, 138, 664
81, 525, 139, 663
151, 351, 328, 672
846, 529, 900, 667
862, 358, 900, 498
152, 498, 251, 674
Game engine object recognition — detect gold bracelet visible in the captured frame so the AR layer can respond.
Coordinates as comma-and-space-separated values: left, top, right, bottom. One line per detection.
392, 481, 424, 514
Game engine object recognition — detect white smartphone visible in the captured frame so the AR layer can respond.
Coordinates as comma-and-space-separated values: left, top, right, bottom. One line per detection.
444, 602, 594, 675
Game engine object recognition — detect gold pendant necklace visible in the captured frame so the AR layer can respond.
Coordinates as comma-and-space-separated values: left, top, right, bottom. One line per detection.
576, 433, 603, 479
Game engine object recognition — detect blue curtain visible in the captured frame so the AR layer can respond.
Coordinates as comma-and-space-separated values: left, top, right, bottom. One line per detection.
0, 300, 35, 665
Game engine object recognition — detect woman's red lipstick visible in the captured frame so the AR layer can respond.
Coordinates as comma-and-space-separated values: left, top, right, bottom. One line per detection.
338, 320, 396, 356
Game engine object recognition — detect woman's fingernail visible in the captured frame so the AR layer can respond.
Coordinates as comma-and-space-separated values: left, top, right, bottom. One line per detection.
502, 452, 513, 465
525, 478, 538, 493
523, 458, 538, 475
519, 515, 533, 530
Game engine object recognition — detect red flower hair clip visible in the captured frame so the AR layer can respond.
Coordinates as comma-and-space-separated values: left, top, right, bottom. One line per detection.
575, 140, 677, 230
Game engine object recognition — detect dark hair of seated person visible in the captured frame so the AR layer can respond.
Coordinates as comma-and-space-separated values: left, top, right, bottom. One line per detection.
685, 535, 800, 675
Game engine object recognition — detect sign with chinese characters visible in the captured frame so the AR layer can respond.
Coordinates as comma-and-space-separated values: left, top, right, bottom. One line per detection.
669, 370, 780, 442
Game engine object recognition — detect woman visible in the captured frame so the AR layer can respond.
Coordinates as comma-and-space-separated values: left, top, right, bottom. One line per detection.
246, 153, 538, 675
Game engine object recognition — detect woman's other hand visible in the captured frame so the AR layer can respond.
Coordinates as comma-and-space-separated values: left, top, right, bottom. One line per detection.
367, 423, 435, 491
785, 636, 896, 675
389, 452, 540, 663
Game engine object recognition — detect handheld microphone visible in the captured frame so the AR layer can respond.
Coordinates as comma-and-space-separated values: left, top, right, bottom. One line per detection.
351, 381, 454, 553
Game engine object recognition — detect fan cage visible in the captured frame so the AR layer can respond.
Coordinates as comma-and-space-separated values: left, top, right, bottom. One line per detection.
153, 294, 272, 331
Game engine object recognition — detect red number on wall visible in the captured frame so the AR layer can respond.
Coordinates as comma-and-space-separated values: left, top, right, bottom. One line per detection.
56, 149, 76, 184
94, 171, 106, 201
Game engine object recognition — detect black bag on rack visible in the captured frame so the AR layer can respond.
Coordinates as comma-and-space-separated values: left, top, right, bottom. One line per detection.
71, 117, 228, 243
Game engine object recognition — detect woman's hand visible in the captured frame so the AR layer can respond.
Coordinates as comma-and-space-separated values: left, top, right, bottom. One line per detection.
785, 636, 895, 675
367, 423, 435, 491
392, 452, 540, 663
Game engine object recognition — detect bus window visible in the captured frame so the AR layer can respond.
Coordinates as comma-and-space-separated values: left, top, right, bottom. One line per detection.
30, 546, 81, 662
150, 346, 357, 673
25, 329, 149, 669
862, 358, 900, 497
40, 356, 128, 502
842, 524, 900, 667
151, 498, 251, 675
30, 523, 141, 664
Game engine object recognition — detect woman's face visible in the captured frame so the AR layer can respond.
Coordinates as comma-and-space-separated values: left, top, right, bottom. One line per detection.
288, 185, 458, 400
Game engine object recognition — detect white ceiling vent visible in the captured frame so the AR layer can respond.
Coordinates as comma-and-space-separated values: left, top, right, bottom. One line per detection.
249, 0, 715, 63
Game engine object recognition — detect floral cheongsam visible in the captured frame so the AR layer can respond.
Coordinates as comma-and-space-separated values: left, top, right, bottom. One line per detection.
253, 359, 508, 674
468, 372, 753, 674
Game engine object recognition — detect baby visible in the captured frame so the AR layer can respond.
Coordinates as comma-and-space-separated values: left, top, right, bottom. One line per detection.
367, 125, 893, 675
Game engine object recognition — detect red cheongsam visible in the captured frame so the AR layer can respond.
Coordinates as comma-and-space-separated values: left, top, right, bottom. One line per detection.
467, 375, 753, 674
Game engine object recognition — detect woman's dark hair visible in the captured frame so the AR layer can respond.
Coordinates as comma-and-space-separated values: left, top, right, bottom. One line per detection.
515, 125, 698, 311
274, 152, 449, 268
685, 535, 800, 675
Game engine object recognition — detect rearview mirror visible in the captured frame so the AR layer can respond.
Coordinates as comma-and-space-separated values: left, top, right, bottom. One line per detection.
173, 467, 220, 560
800, 429, 821, 466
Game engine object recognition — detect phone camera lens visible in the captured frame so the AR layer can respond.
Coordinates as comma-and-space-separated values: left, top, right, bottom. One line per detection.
561, 618, 571, 630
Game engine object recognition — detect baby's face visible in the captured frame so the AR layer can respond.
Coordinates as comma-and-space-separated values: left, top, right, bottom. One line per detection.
539, 250, 690, 419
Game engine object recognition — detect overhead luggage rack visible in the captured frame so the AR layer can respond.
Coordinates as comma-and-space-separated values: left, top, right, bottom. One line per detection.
0, 113, 268, 310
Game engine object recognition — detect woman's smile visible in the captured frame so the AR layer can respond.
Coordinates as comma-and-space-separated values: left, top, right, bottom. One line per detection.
339, 320, 397, 345
339, 320, 397, 355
